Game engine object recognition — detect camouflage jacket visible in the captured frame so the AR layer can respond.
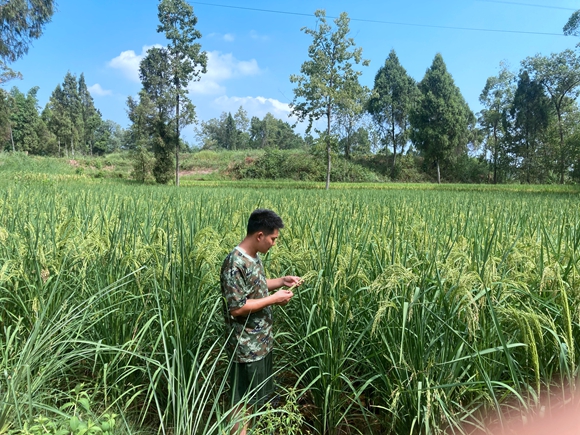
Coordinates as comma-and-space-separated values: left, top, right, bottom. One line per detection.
220, 246, 273, 363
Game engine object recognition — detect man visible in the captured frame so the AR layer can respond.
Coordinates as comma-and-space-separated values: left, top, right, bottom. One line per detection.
220, 208, 301, 435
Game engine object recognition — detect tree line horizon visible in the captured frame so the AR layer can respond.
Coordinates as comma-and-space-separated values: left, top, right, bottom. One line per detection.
2, 2, 580, 185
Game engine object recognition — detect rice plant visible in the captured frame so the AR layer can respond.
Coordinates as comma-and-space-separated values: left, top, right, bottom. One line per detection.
0, 179, 578, 434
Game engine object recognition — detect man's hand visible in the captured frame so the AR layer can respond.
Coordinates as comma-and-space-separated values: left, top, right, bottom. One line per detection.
267, 275, 303, 291
273, 289, 294, 306
282, 276, 302, 289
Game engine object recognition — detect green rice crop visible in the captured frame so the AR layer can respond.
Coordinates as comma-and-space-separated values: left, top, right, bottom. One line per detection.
0, 179, 578, 434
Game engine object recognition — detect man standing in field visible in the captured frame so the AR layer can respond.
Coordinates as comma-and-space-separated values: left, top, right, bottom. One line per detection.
220, 208, 301, 435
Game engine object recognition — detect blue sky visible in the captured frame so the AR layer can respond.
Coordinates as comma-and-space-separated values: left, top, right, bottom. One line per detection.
5, 0, 579, 144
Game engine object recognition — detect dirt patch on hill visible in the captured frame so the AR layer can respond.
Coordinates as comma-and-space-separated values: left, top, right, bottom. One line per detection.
179, 169, 217, 176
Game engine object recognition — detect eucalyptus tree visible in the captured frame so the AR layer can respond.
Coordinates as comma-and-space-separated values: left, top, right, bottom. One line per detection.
522, 50, 580, 183
249, 113, 304, 149
140, 47, 179, 183
155, 0, 207, 186
509, 70, 552, 183
0, 89, 15, 150
563, 10, 580, 36
479, 63, 515, 184
45, 78, 80, 157
8, 86, 42, 153
367, 50, 417, 178
334, 81, 369, 160
410, 54, 473, 183
290, 9, 369, 189
0, 0, 55, 83
78, 73, 102, 156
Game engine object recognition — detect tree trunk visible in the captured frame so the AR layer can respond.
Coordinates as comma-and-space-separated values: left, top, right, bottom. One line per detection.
391, 124, 397, 179
492, 126, 498, 184
58, 139, 61, 157
326, 140, 331, 189
175, 94, 180, 187
326, 104, 331, 190
9, 124, 15, 152
436, 160, 441, 184
557, 111, 565, 184
71, 137, 75, 157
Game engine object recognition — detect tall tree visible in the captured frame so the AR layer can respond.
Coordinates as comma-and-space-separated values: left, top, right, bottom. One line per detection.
290, 9, 369, 189
45, 84, 73, 156
9, 86, 40, 153
140, 47, 177, 183
0, 88, 15, 150
479, 63, 515, 184
522, 50, 580, 184
410, 54, 473, 183
334, 82, 369, 160
249, 113, 303, 150
78, 73, 102, 156
563, 10, 580, 36
367, 50, 417, 178
61, 72, 83, 156
156, 0, 207, 186
509, 70, 552, 183
0, 0, 56, 83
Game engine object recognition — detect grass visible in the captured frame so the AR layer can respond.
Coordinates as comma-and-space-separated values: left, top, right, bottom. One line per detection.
0, 165, 579, 434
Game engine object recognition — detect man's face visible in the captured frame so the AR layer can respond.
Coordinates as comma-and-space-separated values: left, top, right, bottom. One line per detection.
256, 228, 279, 254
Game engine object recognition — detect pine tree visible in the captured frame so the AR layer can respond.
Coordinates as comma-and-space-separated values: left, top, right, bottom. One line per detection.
410, 54, 473, 183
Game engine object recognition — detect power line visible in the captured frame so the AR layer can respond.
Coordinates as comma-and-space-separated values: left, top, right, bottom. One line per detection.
474, 0, 576, 11
189, 1, 565, 37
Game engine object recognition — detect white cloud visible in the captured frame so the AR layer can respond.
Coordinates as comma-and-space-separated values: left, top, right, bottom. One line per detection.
188, 51, 262, 95
223, 33, 235, 42
213, 95, 291, 119
250, 30, 269, 41
88, 83, 112, 97
107, 45, 162, 82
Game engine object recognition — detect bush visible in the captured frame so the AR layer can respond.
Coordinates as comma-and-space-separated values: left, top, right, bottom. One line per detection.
232, 149, 380, 182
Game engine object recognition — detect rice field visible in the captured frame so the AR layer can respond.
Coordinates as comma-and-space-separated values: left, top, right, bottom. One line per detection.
0, 179, 579, 434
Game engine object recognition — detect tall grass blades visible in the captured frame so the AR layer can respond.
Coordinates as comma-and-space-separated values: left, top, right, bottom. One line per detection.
0, 180, 578, 434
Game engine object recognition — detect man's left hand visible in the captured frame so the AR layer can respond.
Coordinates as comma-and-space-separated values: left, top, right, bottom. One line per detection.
282, 276, 302, 288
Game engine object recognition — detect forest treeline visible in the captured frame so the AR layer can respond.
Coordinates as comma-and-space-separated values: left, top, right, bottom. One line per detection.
2, 2, 580, 184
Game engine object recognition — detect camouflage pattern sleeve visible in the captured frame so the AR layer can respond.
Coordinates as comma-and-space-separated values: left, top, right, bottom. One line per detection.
221, 256, 250, 312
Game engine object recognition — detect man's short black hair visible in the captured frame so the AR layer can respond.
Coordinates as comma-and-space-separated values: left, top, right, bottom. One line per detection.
247, 209, 284, 235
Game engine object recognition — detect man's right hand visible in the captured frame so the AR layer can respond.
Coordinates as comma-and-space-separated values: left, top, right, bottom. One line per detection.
273, 289, 294, 306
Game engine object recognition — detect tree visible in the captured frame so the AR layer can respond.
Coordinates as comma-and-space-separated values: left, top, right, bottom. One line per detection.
61, 71, 83, 156
0, 0, 56, 83
290, 9, 369, 189
367, 50, 417, 178
563, 10, 580, 36
0, 89, 13, 150
78, 73, 103, 156
479, 63, 515, 184
140, 47, 178, 183
334, 81, 369, 160
94, 120, 124, 155
409, 54, 473, 183
156, 0, 207, 186
522, 50, 580, 184
9, 86, 41, 153
508, 70, 552, 183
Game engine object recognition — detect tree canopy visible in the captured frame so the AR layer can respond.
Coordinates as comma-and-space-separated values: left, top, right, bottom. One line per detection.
290, 9, 369, 189
0, 0, 56, 83
367, 49, 417, 178
410, 53, 473, 183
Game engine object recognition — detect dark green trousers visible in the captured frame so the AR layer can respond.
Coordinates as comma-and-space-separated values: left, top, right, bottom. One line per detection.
229, 352, 273, 407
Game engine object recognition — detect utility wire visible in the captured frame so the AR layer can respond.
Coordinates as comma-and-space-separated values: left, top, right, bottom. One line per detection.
190, 1, 565, 37
475, 0, 576, 11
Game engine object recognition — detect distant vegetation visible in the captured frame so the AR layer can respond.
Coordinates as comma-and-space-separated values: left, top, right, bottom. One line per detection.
0, 174, 579, 434
2, 4, 580, 186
